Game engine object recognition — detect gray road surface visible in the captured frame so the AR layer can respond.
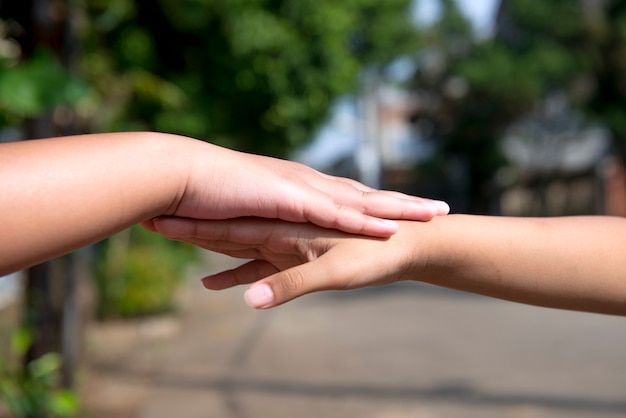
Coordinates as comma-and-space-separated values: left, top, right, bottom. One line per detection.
92, 254, 626, 418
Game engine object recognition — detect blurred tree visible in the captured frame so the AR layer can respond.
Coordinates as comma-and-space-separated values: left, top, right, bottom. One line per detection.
580, 0, 626, 159
0, 0, 88, 392
411, 0, 507, 213
81, 0, 419, 156
412, 0, 626, 213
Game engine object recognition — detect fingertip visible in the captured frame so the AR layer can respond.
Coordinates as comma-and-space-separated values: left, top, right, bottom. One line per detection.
244, 283, 275, 309
201, 272, 237, 290
152, 217, 191, 238
200, 275, 218, 290
374, 218, 399, 236
152, 216, 173, 234
200, 276, 212, 289
353, 218, 399, 237
435, 200, 450, 215
139, 219, 158, 232
408, 200, 450, 221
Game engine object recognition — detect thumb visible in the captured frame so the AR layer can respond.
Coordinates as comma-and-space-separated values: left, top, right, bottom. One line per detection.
244, 255, 349, 309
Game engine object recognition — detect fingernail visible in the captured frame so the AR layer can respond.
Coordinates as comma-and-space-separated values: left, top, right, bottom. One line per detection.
245, 284, 274, 308
434, 201, 450, 214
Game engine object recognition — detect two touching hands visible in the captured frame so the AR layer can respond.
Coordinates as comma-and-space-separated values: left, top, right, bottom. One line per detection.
142, 141, 449, 309
140, 139, 449, 309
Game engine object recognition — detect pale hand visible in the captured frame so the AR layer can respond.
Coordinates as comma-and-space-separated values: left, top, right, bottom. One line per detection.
146, 140, 450, 238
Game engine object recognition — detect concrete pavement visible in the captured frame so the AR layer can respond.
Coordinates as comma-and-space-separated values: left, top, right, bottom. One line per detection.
84, 253, 626, 418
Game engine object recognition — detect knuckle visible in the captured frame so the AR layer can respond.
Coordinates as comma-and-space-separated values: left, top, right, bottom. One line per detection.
279, 268, 307, 297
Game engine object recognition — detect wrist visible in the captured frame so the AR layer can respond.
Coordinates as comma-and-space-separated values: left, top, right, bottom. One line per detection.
94, 131, 198, 221
406, 215, 464, 286
148, 132, 199, 216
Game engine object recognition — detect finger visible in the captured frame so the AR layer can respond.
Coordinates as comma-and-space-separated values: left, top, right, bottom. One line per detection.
139, 218, 158, 232
189, 240, 267, 260
330, 188, 450, 219
294, 189, 447, 237
280, 189, 399, 237
154, 217, 304, 250
201, 259, 279, 290
244, 253, 353, 309
153, 216, 276, 244
310, 208, 400, 237
269, 169, 447, 234
317, 172, 450, 214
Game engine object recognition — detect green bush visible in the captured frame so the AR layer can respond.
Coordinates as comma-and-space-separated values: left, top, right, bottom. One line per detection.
95, 226, 199, 319
0, 329, 80, 418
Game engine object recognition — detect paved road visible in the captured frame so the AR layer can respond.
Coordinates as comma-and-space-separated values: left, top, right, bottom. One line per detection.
86, 253, 626, 418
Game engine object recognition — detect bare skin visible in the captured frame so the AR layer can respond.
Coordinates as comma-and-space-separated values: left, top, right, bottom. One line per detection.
0, 132, 448, 276
153, 215, 626, 316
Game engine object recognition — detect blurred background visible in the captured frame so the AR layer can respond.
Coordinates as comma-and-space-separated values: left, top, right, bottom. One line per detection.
1, 0, 626, 417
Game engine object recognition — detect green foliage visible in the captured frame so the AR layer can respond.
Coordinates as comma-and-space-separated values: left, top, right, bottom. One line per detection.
0, 329, 80, 418
509, 0, 583, 39
1, 1, 418, 156
95, 226, 199, 319
81, 0, 419, 156
485, 0, 626, 159
412, 0, 626, 211
0, 49, 90, 122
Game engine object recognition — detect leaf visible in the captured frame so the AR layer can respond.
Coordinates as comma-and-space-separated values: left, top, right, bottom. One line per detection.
10, 328, 32, 357
0, 48, 90, 117
49, 390, 80, 416
27, 353, 62, 380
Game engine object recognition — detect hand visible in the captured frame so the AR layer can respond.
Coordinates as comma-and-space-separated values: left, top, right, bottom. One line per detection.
144, 140, 449, 238
154, 214, 626, 316
0, 132, 446, 275
152, 217, 423, 308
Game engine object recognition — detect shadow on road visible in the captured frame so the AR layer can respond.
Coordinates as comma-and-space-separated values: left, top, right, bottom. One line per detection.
94, 363, 626, 415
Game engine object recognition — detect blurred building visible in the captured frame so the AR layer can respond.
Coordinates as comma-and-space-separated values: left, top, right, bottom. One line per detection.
494, 0, 626, 217
293, 81, 434, 190
497, 95, 626, 216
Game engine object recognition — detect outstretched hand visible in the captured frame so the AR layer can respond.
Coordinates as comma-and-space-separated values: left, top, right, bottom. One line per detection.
144, 142, 449, 238
152, 217, 424, 308
154, 213, 626, 316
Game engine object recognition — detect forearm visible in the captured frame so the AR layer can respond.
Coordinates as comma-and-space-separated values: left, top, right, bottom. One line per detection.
0, 132, 194, 275
420, 215, 626, 315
